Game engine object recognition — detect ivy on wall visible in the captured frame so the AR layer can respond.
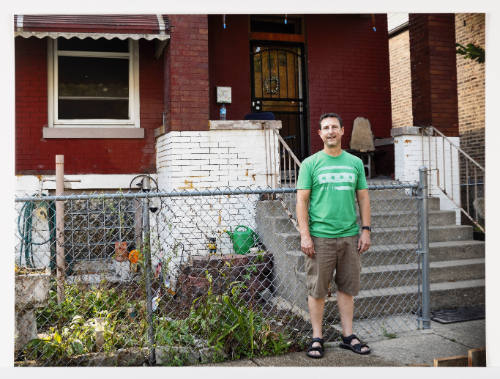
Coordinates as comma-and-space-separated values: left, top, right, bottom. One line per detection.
456, 43, 485, 64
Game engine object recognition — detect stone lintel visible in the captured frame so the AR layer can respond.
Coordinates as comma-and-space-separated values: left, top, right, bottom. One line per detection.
43, 127, 144, 139
391, 126, 430, 137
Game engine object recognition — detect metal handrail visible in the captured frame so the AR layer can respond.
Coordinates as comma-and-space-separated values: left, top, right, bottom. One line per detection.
423, 126, 484, 171
273, 129, 302, 189
420, 126, 484, 232
263, 128, 303, 231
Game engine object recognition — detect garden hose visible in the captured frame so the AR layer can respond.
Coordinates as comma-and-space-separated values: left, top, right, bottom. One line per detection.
17, 198, 56, 268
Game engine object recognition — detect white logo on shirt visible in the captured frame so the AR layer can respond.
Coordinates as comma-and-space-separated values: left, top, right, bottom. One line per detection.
318, 172, 355, 184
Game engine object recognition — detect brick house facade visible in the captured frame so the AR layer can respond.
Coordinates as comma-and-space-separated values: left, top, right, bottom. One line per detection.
455, 13, 485, 172
15, 13, 395, 192
388, 13, 485, 168
388, 26, 413, 127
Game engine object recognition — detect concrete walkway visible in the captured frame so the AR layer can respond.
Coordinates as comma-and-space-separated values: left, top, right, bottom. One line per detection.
198, 319, 485, 367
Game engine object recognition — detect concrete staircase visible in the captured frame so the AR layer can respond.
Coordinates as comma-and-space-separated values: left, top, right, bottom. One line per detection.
255, 180, 485, 321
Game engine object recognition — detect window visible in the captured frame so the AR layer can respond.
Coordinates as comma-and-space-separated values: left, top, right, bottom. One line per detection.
65, 196, 138, 262
45, 37, 143, 138
250, 15, 303, 34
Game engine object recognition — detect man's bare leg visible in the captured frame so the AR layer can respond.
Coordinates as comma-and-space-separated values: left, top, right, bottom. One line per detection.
337, 290, 369, 352
308, 295, 325, 357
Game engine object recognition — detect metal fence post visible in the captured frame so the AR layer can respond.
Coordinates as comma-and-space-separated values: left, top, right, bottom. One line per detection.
142, 177, 155, 364
418, 167, 431, 329
55, 155, 66, 303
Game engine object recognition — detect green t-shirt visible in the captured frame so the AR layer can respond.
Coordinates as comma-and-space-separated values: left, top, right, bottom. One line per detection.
296, 150, 368, 238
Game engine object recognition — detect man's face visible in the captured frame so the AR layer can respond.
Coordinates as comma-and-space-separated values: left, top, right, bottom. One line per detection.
318, 117, 344, 148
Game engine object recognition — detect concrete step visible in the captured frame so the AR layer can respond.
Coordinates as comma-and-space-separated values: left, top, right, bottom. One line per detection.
368, 187, 415, 197
282, 197, 441, 216
257, 194, 441, 223
273, 224, 474, 248
369, 210, 456, 227
322, 279, 485, 319
293, 258, 484, 291
275, 232, 300, 250
366, 179, 403, 186
264, 209, 457, 234
256, 200, 294, 219
365, 197, 440, 212
272, 215, 299, 233
371, 225, 473, 244
361, 240, 485, 266
359, 258, 484, 290
281, 241, 485, 273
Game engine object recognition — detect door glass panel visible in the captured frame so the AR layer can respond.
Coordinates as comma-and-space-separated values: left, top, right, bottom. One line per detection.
251, 45, 306, 160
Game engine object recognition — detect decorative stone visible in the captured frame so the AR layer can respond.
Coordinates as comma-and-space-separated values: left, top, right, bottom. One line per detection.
350, 117, 375, 152
15, 267, 51, 351
15, 267, 51, 310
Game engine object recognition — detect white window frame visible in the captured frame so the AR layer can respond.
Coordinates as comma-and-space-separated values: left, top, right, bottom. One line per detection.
45, 38, 142, 138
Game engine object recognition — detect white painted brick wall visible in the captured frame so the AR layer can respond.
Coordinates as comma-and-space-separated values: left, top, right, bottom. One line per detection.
155, 121, 281, 271
156, 122, 280, 191
394, 132, 461, 224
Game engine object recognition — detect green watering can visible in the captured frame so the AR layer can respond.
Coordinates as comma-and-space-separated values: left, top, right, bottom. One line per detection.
226, 225, 258, 255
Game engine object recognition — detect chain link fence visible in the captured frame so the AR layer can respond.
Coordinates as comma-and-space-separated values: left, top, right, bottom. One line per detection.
15, 182, 424, 366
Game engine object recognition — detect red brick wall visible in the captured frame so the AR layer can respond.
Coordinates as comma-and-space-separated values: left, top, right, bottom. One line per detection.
15, 37, 162, 175
164, 15, 210, 131
15, 37, 48, 174
208, 15, 251, 120
305, 14, 393, 154
409, 14, 459, 136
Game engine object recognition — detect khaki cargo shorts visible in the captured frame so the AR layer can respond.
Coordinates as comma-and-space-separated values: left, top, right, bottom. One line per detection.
305, 235, 361, 298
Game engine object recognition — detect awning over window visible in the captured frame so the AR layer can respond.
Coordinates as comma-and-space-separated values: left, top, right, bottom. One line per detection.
14, 14, 170, 41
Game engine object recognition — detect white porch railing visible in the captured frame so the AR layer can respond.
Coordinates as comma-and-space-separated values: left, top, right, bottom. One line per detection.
420, 126, 484, 232
263, 128, 302, 231
274, 129, 302, 188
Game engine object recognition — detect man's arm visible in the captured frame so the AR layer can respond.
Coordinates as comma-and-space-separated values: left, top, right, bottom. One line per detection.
356, 188, 371, 254
296, 189, 315, 257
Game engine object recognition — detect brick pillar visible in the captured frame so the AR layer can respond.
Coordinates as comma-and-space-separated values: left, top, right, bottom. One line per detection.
409, 14, 459, 136
164, 15, 209, 131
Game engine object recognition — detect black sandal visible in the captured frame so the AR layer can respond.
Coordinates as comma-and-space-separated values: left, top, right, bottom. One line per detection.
306, 337, 324, 359
339, 334, 371, 355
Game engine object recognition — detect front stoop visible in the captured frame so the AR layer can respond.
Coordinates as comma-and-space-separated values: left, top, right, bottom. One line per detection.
255, 182, 485, 322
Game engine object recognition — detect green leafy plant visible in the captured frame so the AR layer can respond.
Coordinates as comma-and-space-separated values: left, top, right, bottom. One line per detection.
187, 272, 290, 360
23, 268, 291, 366
456, 43, 485, 64
154, 318, 195, 347
26, 281, 149, 363
381, 325, 397, 339
36, 280, 137, 330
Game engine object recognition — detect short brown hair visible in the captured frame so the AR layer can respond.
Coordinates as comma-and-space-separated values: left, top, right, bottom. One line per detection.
319, 112, 343, 129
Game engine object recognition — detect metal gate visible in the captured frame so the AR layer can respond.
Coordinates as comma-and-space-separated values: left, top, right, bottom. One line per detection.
250, 43, 308, 161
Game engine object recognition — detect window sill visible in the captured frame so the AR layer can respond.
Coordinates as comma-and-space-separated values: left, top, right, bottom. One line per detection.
43, 127, 144, 139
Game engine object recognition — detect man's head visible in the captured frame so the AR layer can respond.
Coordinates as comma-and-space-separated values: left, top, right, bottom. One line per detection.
319, 113, 343, 129
318, 112, 344, 149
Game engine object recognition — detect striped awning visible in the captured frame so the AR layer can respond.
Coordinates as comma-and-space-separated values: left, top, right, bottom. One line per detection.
14, 14, 170, 41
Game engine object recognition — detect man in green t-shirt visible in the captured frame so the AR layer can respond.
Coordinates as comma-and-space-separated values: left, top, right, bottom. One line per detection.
296, 112, 371, 358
